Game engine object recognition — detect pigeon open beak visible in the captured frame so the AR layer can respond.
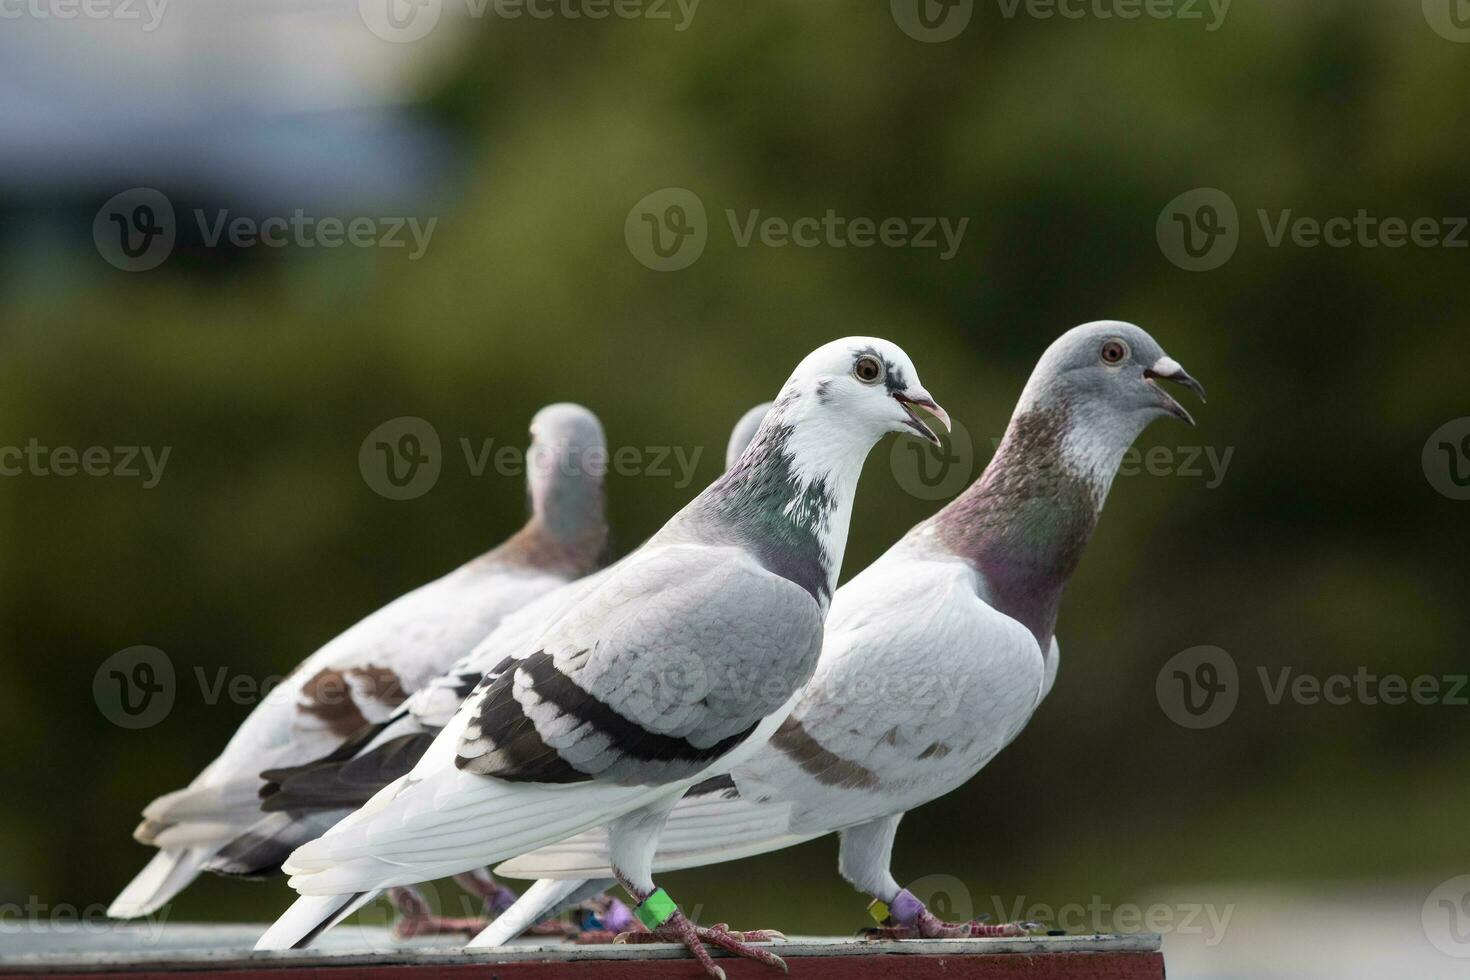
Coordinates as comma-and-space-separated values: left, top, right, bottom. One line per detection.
892, 389, 952, 446
1144, 356, 1206, 427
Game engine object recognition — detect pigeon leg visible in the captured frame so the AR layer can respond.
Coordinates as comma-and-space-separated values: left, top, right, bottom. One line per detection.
388, 885, 488, 939
837, 816, 1038, 941
453, 868, 520, 917
605, 805, 787, 978
611, 875, 788, 976
862, 889, 1040, 939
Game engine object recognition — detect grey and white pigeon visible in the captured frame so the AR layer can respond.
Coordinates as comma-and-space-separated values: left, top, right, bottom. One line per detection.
207, 402, 774, 938
107, 404, 609, 920
254, 339, 949, 977
488, 321, 1205, 942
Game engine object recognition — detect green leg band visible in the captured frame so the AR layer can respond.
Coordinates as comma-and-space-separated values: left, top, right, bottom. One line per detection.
634, 887, 678, 930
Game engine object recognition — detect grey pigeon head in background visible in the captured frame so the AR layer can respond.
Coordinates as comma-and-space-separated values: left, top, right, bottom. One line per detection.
511, 402, 609, 575
726, 402, 774, 469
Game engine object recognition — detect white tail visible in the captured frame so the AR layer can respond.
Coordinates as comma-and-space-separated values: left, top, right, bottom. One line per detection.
253, 890, 380, 951
108, 847, 210, 919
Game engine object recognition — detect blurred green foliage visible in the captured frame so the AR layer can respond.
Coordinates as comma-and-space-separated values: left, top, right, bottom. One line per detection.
1, 0, 1467, 934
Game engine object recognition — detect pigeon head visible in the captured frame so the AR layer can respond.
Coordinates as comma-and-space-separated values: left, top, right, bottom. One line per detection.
1020, 320, 1206, 431
525, 402, 607, 545
933, 321, 1205, 650
772, 337, 951, 452
699, 339, 947, 607
725, 402, 773, 469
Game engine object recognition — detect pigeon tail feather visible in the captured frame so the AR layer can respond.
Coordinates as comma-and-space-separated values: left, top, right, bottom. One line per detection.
253, 890, 379, 950
108, 847, 210, 919
207, 811, 341, 879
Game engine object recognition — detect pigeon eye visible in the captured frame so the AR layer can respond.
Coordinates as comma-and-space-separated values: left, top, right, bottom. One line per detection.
853, 355, 884, 385
1100, 339, 1129, 365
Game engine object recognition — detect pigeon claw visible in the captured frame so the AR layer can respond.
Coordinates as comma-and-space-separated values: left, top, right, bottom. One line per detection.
615, 915, 788, 977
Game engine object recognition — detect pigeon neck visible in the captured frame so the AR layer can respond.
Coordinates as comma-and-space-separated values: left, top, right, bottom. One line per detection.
933, 400, 1131, 650
500, 452, 608, 578
701, 405, 868, 609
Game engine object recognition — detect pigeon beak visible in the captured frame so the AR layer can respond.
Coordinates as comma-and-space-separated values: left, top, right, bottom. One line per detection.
1144, 356, 1206, 427
892, 389, 952, 446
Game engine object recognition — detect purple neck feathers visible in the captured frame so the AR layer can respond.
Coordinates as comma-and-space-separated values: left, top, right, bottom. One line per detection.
932, 404, 1104, 652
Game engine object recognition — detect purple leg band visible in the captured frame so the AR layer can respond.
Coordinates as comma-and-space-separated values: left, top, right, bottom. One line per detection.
600, 897, 636, 933
889, 888, 925, 927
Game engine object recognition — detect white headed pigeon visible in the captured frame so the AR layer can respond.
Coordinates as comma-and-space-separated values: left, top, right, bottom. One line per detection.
108, 404, 610, 920
208, 403, 774, 938
490, 321, 1205, 942
254, 339, 949, 977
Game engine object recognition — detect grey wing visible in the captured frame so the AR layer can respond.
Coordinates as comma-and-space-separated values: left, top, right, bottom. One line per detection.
456, 544, 824, 788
